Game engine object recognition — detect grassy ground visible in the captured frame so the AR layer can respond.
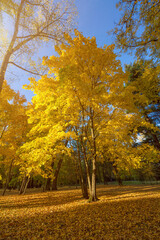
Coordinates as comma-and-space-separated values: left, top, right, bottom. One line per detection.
0, 185, 160, 240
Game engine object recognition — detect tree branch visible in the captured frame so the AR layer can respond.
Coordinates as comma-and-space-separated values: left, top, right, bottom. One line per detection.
8, 61, 42, 76
0, 126, 7, 139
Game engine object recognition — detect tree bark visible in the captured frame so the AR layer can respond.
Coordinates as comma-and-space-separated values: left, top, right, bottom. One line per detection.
19, 173, 28, 194
89, 110, 98, 201
22, 176, 30, 194
81, 138, 92, 197
51, 140, 68, 190
77, 141, 89, 199
52, 158, 63, 190
45, 177, 51, 191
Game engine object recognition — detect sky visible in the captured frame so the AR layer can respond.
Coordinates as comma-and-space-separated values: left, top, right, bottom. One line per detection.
7, 0, 135, 102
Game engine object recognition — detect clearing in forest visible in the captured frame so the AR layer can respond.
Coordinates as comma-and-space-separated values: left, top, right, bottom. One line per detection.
0, 185, 160, 239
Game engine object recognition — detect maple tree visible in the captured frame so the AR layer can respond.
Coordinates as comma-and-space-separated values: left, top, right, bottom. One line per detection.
18, 75, 73, 193
38, 30, 148, 201
0, 23, 159, 194
0, 0, 77, 92
20, 30, 160, 199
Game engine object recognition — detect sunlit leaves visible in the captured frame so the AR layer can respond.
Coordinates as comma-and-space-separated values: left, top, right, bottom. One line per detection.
0, 81, 28, 186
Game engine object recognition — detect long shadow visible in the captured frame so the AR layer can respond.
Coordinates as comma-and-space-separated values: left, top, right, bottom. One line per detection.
97, 185, 160, 198
0, 191, 83, 210
0, 185, 159, 210
0, 192, 160, 240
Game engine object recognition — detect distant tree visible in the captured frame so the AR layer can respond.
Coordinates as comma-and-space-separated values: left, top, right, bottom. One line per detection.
125, 60, 160, 180
114, 0, 160, 59
0, 0, 77, 92
125, 60, 160, 150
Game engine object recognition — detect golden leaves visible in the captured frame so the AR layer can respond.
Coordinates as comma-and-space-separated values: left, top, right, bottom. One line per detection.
0, 185, 160, 239
0, 82, 27, 160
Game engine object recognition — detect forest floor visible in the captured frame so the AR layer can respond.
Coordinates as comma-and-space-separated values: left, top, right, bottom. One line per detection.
0, 184, 160, 240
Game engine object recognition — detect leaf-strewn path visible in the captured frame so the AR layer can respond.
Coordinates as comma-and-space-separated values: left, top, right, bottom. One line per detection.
0, 185, 160, 239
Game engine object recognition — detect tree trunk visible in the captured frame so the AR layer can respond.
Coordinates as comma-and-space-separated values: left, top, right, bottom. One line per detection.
51, 140, 68, 190
2, 159, 14, 196
77, 141, 89, 199
22, 176, 30, 195
0, 0, 25, 92
90, 157, 97, 201
52, 159, 63, 190
89, 111, 98, 202
52, 177, 57, 191
81, 139, 92, 197
117, 176, 123, 186
114, 166, 123, 186
19, 173, 27, 194
45, 177, 51, 191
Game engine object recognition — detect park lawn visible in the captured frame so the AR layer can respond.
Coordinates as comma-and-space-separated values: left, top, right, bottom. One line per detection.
0, 185, 160, 240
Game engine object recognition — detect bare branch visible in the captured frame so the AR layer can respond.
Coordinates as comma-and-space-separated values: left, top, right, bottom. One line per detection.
8, 61, 42, 76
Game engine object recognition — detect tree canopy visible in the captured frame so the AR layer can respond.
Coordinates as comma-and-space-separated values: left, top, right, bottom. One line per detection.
114, 0, 160, 59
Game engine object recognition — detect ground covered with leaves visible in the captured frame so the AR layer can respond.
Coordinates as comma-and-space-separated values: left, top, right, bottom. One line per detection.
0, 185, 160, 239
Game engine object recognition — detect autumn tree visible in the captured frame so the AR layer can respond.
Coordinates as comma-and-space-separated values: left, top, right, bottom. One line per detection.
125, 60, 160, 150
124, 60, 160, 181
20, 30, 160, 199
41, 30, 132, 201
34, 30, 159, 200
0, 81, 28, 195
0, 0, 77, 92
114, 0, 160, 59
18, 76, 73, 193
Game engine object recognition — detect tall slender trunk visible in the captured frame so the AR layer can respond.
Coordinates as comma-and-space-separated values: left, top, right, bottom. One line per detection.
0, 0, 25, 92
77, 140, 88, 199
51, 140, 68, 190
91, 157, 97, 201
2, 159, 14, 196
22, 176, 30, 195
74, 152, 79, 189
52, 158, 63, 190
80, 108, 98, 201
19, 173, 28, 194
90, 112, 98, 201
81, 137, 92, 197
